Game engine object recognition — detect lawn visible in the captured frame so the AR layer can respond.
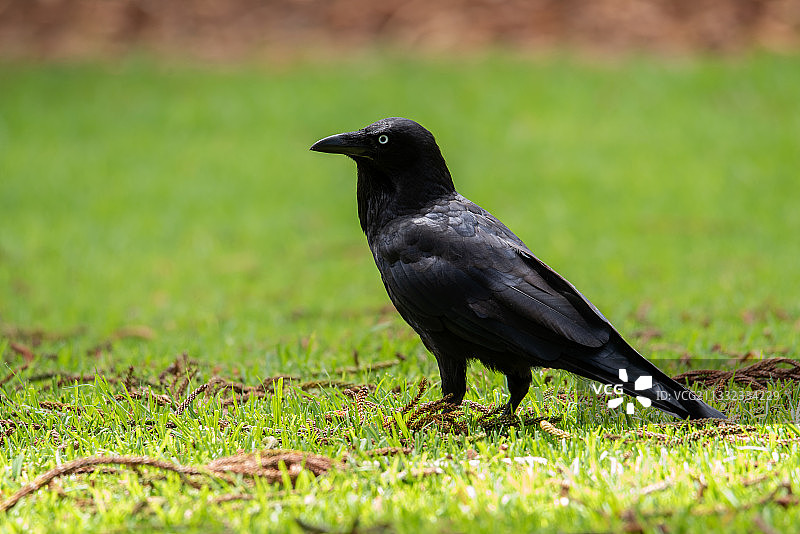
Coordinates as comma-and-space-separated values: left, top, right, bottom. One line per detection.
1, 53, 799, 533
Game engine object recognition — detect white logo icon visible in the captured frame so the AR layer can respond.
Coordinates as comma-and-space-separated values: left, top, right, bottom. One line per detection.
607, 369, 653, 414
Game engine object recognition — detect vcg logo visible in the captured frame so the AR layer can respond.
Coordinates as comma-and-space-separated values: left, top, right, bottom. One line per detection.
590, 369, 653, 414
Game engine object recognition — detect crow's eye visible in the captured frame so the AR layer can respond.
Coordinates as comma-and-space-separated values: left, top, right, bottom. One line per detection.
378, 134, 389, 145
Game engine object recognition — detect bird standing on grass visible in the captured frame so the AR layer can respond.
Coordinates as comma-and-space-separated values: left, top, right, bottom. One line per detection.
310, 117, 725, 420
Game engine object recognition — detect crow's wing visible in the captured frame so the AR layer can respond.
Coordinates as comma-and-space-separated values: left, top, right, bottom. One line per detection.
374, 200, 612, 361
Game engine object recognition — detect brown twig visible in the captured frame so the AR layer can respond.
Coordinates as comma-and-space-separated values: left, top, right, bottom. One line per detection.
674, 358, 800, 390
0, 449, 339, 512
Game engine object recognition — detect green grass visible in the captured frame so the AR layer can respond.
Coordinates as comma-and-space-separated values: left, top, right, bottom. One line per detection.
1, 53, 799, 533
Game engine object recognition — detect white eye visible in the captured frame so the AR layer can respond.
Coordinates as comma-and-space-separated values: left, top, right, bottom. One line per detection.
378, 134, 389, 145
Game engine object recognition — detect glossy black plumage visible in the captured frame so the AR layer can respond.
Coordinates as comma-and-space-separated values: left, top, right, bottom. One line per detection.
311, 117, 725, 420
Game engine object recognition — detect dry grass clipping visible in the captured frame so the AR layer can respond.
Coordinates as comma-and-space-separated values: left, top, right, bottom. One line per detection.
674, 358, 800, 390
0, 450, 339, 513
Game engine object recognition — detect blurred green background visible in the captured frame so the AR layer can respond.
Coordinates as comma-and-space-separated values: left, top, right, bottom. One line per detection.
1, 55, 798, 375
2, 1, 799, 378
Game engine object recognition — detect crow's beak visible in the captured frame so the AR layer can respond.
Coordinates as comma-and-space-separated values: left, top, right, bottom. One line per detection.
310, 131, 372, 158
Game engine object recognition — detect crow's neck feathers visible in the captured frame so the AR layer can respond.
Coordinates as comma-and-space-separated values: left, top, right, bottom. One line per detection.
356, 150, 455, 241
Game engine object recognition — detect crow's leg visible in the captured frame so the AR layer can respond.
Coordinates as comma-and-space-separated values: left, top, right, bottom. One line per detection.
503, 368, 533, 416
435, 355, 467, 406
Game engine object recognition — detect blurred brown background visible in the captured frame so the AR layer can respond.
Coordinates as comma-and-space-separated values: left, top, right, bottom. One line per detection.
2, 0, 800, 59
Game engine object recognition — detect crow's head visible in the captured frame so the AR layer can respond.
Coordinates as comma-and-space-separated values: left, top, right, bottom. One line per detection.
310, 117, 454, 192
310, 117, 433, 164
311, 118, 456, 233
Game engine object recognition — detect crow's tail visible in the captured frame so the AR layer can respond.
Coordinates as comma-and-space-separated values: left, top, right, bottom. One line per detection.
562, 338, 726, 420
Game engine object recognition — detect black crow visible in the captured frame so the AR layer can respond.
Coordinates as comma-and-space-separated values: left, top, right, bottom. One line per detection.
310, 117, 725, 420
